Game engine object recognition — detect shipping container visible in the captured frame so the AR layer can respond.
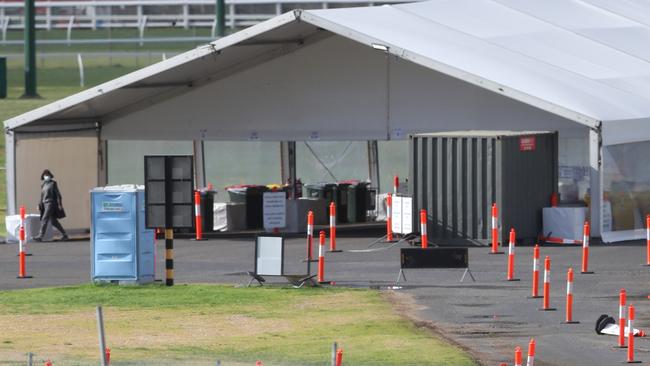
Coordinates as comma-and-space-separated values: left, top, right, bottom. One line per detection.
409, 131, 558, 245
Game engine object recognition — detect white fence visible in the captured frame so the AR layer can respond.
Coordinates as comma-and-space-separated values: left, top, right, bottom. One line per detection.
0, 0, 410, 31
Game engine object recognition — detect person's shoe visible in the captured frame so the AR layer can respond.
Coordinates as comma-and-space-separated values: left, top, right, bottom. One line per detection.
60, 235, 70, 241
31, 236, 42, 242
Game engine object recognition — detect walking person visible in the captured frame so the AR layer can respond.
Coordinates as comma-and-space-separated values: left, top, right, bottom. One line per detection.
33, 169, 68, 241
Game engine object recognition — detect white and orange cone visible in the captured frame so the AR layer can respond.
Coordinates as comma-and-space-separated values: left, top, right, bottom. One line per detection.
329, 202, 341, 252
627, 305, 641, 363
386, 194, 394, 242
618, 289, 627, 348
530, 244, 541, 298
514, 346, 523, 366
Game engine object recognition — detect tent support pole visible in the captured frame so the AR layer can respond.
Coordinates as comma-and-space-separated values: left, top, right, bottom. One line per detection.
193, 140, 206, 188
280, 141, 296, 196
589, 127, 602, 237
368, 140, 380, 192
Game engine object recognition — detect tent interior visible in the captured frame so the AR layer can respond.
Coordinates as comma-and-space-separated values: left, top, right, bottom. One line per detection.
6, 1, 650, 242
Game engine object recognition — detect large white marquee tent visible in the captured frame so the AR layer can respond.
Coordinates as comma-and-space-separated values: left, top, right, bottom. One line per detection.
6, 0, 650, 241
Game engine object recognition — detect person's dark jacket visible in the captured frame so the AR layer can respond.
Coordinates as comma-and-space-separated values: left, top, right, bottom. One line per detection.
39, 180, 63, 218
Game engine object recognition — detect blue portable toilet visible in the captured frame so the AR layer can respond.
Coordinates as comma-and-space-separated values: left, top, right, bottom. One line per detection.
91, 185, 155, 284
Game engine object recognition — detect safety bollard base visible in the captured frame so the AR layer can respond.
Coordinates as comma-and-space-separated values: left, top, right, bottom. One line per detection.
16, 253, 33, 257
580, 271, 594, 274
318, 281, 332, 285
17, 275, 33, 279
327, 250, 342, 253
624, 361, 641, 364
190, 238, 207, 241
302, 258, 318, 263
527, 296, 543, 299
488, 251, 504, 255
564, 321, 580, 324
539, 308, 557, 311
507, 278, 520, 282
614, 346, 628, 349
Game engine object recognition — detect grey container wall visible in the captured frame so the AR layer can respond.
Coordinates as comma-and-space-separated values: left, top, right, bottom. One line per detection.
409, 131, 558, 245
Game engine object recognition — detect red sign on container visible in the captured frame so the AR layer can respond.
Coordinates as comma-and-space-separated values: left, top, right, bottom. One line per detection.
519, 136, 536, 151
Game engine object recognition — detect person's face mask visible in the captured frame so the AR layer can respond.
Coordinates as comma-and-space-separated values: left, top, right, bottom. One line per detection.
43, 175, 51, 181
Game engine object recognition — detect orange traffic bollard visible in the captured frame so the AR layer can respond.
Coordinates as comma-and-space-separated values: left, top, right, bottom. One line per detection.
305, 210, 314, 261
420, 209, 428, 249
507, 229, 519, 281
530, 245, 541, 298
565, 268, 578, 323
193, 191, 206, 241
393, 175, 399, 195
514, 346, 522, 366
627, 305, 640, 363
386, 194, 394, 242
618, 289, 627, 348
540, 256, 555, 311
646, 215, 650, 266
106, 347, 111, 365
581, 221, 592, 274
489, 203, 503, 254
318, 231, 329, 284
329, 202, 341, 252
17, 206, 32, 279
335, 348, 343, 366
527, 338, 535, 366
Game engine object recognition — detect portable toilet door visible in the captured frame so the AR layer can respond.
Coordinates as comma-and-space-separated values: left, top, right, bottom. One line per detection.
92, 189, 138, 283
136, 190, 154, 283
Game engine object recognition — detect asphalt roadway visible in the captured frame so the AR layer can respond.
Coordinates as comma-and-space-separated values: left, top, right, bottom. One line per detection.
2, 235, 650, 366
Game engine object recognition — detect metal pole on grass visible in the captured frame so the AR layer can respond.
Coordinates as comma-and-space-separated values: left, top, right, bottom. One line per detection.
27, 352, 33, 366
96, 306, 108, 366
216, 0, 225, 37
331, 342, 337, 366
22, 0, 38, 98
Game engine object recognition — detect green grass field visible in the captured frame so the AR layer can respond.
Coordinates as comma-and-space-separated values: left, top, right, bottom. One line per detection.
0, 284, 477, 365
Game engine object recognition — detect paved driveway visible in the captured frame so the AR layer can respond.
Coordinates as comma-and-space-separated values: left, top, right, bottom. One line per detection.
1, 236, 649, 366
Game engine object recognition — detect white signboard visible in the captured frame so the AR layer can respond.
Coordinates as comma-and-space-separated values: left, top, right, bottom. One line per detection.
392, 195, 402, 234
263, 192, 286, 230
390, 195, 413, 235
402, 197, 413, 234
256, 236, 283, 276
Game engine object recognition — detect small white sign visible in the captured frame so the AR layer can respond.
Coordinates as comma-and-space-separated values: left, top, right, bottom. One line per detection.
392, 195, 402, 234
263, 192, 286, 230
256, 236, 283, 276
402, 197, 413, 234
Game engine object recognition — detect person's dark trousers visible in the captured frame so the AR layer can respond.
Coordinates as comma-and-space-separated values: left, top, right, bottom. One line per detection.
39, 203, 66, 237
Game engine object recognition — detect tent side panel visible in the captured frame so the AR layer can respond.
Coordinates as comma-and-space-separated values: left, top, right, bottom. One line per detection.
16, 134, 98, 231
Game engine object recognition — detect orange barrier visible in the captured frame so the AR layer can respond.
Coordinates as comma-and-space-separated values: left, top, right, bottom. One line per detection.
527, 338, 535, 366
193, 191, 204, 241
565, 268, 578, 323
627, 304, 639, 363
106, 347, 111, 365
543, 236, 581, 244
420, 209, 428, 249
386, 194, 394, 242
490, 203, 503, 254
618, 289, 627, 348
531, 245, 541, 298
306, 211, 314, 261
541, 256, 555, 311
514, 345, 522, 366
507, 229, 518, 281
329, 203, 340, 252
581, 222, 592, 274
318, 230, 326, 283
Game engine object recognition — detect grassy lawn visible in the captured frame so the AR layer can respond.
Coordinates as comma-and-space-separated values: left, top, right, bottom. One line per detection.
0, 284, 477, 365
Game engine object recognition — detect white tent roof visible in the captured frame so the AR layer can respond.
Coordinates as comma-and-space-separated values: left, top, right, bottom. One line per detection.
6, 0, 650, 145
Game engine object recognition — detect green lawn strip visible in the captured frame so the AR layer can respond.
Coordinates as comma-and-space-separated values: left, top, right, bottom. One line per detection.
0, 284, 477, 365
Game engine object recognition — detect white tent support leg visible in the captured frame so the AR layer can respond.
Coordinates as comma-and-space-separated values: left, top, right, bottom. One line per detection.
589, 126, 603, 237
5, 130, 16, 216
367, 140, 380, 191
193, 140, 206, 188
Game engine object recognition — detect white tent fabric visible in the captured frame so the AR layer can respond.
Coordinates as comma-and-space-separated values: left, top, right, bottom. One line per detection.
6, 0, 650, 145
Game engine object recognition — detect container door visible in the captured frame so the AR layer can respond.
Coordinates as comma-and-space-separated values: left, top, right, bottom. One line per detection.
92, 192, 137, 280
137, 191, 155, 281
